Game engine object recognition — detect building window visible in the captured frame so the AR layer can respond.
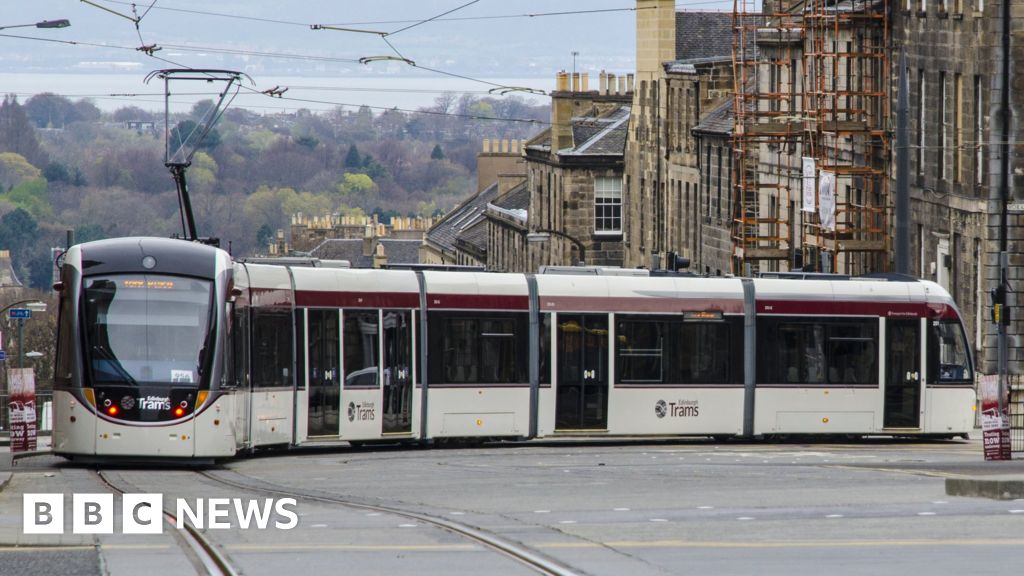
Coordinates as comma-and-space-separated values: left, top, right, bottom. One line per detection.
939, 71, 947, 183
954, 73, 963, 183
975, 75, 984, 187
594, 176, 622, 233
918, 69, 925, 177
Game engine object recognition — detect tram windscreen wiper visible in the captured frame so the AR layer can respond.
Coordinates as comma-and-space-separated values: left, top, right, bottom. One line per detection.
90, 344, 138, 386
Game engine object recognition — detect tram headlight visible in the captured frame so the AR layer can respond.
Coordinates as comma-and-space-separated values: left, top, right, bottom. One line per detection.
107, 405, 119, 416
174, 406, 185, 418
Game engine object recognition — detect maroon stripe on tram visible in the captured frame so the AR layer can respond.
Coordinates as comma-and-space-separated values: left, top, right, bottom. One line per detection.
757, 300, 959, 319
427, 294, 530, 310
296, 290, 420, 309
538, 296, 744, 314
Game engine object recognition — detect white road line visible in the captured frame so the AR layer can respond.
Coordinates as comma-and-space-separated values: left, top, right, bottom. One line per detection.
826, 514, 844, 518
917, 512, 936, 516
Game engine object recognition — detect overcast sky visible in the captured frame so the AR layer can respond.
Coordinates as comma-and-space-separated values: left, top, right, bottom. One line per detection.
1, 1, 730, 112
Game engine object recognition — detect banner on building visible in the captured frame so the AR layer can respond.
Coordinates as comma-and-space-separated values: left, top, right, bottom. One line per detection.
7, 368, 37, 453
818, 170, 836, 232
801, 157, 816, 212
979, 373, 1011, 460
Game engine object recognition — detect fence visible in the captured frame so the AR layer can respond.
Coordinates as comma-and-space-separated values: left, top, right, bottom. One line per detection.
1012, 376, 1024, 453
0, 391, 54, 435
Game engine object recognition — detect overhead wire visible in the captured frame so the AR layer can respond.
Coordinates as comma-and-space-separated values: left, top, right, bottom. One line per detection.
386, 0, 481, 36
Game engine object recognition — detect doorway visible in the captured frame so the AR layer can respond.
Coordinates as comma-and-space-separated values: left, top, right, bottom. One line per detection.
884, 318, 921, 428
555, 314, 609, 430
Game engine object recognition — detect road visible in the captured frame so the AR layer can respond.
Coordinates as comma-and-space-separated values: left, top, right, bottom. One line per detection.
2, 438, 1023, 575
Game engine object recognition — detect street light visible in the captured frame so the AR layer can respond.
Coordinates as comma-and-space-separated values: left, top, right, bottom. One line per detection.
527, 229, 586, 267
0, 19, 71, 31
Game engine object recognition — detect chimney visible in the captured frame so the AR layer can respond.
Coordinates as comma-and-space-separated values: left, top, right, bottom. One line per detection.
572, 72, 581, 92
373, 242, 388, 269
636, 0, 676, 79
600, 71, 608, 94
497, 173, 525, 196
608, 73, 618, 95
363, 225, 374, 257
551, 71, 573, 154
581, 73, 590, 92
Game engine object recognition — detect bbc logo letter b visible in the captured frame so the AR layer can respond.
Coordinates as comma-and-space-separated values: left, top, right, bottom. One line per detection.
23, 494, 64, 534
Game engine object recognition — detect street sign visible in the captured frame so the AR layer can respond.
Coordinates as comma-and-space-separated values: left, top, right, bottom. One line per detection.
8, 308, 30, 319
0, 350, 6, 361
1008, 203, 1024, 213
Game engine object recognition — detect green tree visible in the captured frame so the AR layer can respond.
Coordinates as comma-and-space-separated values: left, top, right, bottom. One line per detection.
336, 172, 377, 208
5, 177, 52, 219
43, 161, 71, 184
0, 95, 48, 168
74, 223, 107, 244
256, 223, 274, 250
430, 144, 445, 160
0, 152, 42, 190
168, 119, 222, 159
344, 144, 361, 169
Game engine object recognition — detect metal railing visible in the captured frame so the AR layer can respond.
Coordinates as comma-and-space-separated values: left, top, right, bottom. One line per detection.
1011, 378, 1024, 453
0, 391, 54, 434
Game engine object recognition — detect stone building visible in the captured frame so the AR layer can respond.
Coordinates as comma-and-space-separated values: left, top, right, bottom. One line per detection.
484, 180, 529, 272
623, 2, 740, 271
524, 72, 633, 271
691, 99, 736, 275
892, 0, 1018, 372
421, 139, 527, 267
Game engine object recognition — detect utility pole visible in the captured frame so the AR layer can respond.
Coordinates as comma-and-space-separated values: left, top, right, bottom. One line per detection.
992, 0, 1012, 418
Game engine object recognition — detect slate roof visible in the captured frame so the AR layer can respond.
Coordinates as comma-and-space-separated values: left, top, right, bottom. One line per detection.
455, 218, 488, 255
561, 106, 630, 157
674, 12, 763, 62
493, 180, 529, 212
693, 97, 734, 136
425, 181, 500, 254
309, 238, 422, 267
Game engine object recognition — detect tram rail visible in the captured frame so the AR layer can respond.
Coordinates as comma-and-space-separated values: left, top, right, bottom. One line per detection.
93, 469, 239, 576
199, 468, 584, 576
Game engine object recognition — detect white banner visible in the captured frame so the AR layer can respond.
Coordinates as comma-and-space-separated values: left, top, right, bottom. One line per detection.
802, 157, 816, 212
818, 170, 836, 232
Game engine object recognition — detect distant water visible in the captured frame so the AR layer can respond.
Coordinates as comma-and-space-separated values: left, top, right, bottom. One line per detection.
0, 72, 555, 114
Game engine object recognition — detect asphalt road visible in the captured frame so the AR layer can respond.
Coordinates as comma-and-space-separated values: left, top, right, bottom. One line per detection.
2, 438, 1023, 575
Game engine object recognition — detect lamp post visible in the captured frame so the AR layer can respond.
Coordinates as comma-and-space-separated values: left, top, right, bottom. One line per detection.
527, 229, 586, 267
0, 19, 71, 31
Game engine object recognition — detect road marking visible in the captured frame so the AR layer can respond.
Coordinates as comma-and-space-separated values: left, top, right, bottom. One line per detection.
534, 510, 550, 514
399, 524, 417, 528
450, 511, 465, 515
1009, 510, 1024, 514
226, 544, 478, 552
917, 512, 936, 516
697, 506, 714, 510
650, 518, 668, 522
559, 520, 577, 524
932, 501, 948, 505
366, 512, 382, 517
613, 508, 630, 512
539, 538, 1024, 550
311, 523, 327, 528
736, 517, 755, 521
826, 514, 844, 518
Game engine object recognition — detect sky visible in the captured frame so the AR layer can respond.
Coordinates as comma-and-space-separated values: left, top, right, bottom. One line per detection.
0, 1, 731, 113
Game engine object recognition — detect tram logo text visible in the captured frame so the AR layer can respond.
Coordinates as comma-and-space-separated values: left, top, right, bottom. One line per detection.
655, 399, 700, 419
348, 401, 376, 422
138, 395, 171, 411
23, 494, 298, 534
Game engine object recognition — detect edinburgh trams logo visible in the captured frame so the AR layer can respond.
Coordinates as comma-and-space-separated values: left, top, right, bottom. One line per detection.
655, 399, 700, 418
348, 401, 376, 422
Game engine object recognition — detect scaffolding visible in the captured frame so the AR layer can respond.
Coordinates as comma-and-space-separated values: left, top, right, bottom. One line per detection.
731, 0, 890, 275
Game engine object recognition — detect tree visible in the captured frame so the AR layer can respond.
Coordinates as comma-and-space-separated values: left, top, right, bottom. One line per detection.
169, 119, 221, 159
0, 95, 48, 168
5, 177, 52, 220
112, 106, 152, 123
43, 161, 71, 184
74, 223, 107, 244
24, 93, 75, 128
344, 144, 362, 169
0, 152, 42, 190
430, 144, 445, 160
336, 172, 378, 209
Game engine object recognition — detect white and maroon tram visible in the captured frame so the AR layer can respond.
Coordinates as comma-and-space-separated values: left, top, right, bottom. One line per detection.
51, 237, 976, 459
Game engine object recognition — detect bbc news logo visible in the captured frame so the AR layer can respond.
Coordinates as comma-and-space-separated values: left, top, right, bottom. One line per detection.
24, 494, 298, 534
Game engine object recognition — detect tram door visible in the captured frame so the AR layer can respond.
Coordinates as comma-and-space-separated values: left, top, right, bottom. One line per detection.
382, 310, 413, 435
307, 310, 340, 437
556, 314, 609, 430
884, 318, 921, 428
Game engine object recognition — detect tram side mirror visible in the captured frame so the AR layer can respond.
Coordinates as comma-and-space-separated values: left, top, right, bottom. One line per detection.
52, 281, 64, 292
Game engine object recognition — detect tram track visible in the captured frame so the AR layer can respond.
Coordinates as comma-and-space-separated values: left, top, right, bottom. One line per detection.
198, 468, 586, 576
93, 469, 239, 576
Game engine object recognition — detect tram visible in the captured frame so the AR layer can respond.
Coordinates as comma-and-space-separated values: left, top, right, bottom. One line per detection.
51, 237, 976, 459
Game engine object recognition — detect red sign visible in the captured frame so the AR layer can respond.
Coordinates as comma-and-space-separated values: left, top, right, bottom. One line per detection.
979, 374, 1012, 461
7, 368, 36, 453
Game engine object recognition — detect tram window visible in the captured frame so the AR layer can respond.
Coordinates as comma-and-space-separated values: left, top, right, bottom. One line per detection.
428, 312, 528, 384
615, 316, 740, 385
54, 270, 74, 386
539, 313, 551, 385
252, 309, 292, 388
617, 320, 664, 383
757, 318, 878, 385
344, 311, 379, 388
928, 319, 973, 383
231, 308, 248, 388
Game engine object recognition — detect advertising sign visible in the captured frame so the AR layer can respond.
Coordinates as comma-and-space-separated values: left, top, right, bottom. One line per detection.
801, 157, 816, 212
818, 170, 836, 232
7, 367, 37, 452
978, 374, 1011, 461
